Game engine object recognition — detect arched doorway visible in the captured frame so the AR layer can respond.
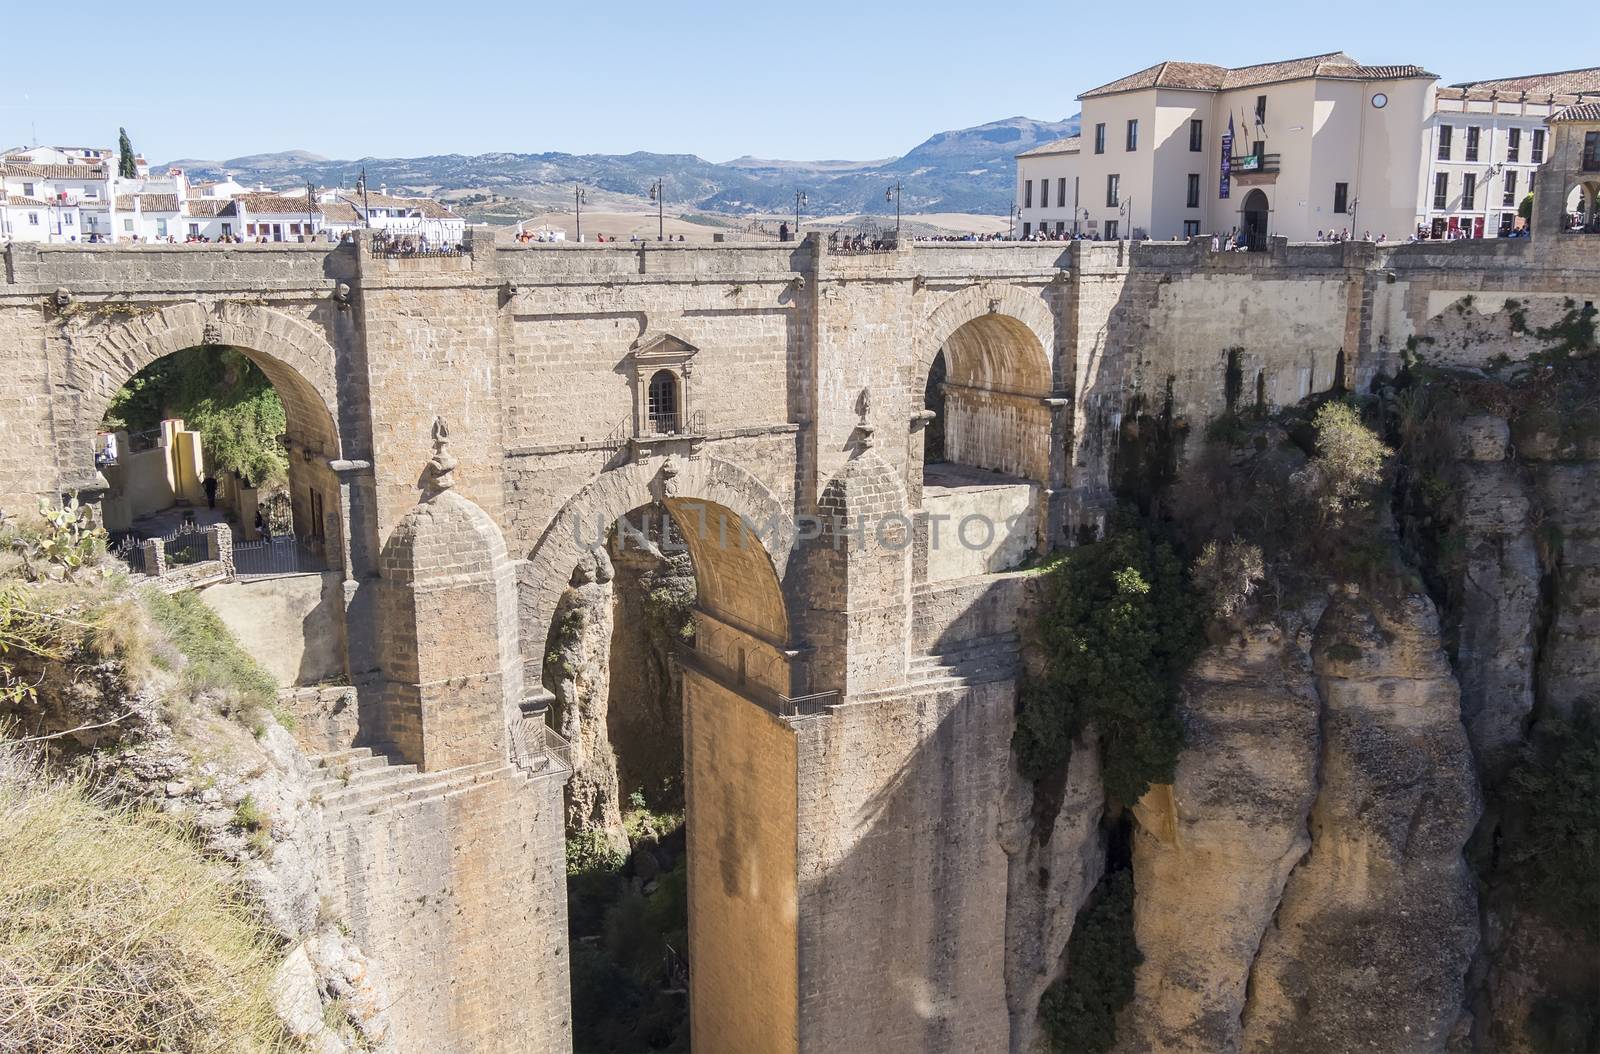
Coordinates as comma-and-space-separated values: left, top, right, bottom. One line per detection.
917, 304, 1053, 579
1566, 182, 1600, 233
1241, 189, 1270, 251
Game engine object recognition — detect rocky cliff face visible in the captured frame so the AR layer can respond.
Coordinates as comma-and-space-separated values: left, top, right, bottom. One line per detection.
546, 548, 627, 850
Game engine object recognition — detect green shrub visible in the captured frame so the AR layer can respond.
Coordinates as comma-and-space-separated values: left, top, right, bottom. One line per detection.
141, 590, 276, 707
0, 755, 297, 1051
1013, 516, 1204, 805
1039, 870, 1142, 1054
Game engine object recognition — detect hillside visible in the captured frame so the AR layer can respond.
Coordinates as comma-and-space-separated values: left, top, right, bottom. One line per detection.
162, 115, 1080, 221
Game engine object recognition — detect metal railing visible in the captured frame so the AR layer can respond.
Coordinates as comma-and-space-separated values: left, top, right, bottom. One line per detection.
775, 690, 838, 718
370, 231, 465, 258
162, 528, 210, 567
108, 531, 148, 574
512, 712, 573, 777
233, 534, 325, 577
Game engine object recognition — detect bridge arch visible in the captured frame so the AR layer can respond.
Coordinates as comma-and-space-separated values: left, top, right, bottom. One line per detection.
521, 455, 795, 668
915, 281, 1056, 392
67, 301, 343, 473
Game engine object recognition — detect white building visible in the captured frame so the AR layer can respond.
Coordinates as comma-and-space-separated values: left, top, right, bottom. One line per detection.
318, 189, 465, 244
1016, 52, 1437, 246
1013, 137, 1081, 238
1420, 67, 1600, 238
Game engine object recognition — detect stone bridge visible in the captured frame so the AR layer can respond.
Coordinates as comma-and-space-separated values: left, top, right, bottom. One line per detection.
1, 205, 1596, 1051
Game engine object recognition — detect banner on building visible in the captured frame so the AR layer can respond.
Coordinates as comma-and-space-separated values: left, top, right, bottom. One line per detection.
1220, 115, 1233, 200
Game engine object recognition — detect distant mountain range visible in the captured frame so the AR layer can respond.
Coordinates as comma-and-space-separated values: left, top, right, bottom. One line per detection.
164, 115, 1080, 221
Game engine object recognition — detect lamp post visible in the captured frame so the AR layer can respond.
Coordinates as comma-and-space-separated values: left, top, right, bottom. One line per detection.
356, 169, 371, 227
885, 181, 902, 242
305, 180, 316, 240
794, 189, 807, 239
1009, 204, 1021, 240
648, 179, 664, 241
575, 185, 586, 242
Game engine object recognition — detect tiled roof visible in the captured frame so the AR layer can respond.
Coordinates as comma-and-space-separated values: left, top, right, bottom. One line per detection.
231, 192, 320, 215
114, 194, 180, 212
319, 201, 362, 224
1453, 67, 1600, 96
1, 163, 108, 180
1551, 102, 1600, 122
357, 192, 455, 217
1016, 136, 1082, 158
1080, 52, 1434, 98
184, 199, 224, 217
3, 197, 51, 208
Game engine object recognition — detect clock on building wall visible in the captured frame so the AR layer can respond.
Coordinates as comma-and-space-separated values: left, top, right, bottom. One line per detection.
1372, 93, 1388, 109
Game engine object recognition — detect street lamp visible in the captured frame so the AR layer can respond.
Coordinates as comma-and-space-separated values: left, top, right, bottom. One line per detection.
306, 180, 316, 241
356, 169, 371, 227
885, 181, 902, 242
794, 189, 807, 239
575, 185, 586, 242
648, 179, 664, 241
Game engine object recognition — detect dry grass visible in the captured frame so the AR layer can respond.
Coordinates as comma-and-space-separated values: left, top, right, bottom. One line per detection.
0, 751, 301, 1052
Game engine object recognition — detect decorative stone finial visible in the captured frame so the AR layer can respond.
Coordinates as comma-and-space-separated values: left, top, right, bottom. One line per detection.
854, 388, 876, 452
427, 416, 458, 493
654, 455, 682, 500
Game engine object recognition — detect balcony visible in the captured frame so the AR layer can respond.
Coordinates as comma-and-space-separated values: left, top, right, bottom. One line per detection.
1230, 152, 1281, 175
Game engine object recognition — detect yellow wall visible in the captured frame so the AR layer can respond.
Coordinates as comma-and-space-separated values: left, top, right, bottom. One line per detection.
685, 668, 798, 1054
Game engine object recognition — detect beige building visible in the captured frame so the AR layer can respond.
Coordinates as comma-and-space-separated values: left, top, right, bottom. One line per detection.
1422, 67, 1600, 238
1018, 52, 1438, 245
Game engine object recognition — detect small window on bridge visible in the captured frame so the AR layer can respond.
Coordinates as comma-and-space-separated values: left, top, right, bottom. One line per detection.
648, 370, 680, 435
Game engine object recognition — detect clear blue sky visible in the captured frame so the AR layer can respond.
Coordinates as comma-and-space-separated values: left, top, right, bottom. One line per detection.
4, 0, 1589, 164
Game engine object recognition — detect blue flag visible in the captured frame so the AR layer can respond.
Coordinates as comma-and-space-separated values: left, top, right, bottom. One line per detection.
1220, 115, 1233, 200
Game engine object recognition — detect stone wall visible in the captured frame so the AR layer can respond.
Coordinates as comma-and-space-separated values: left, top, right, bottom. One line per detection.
201, 571, 346, 687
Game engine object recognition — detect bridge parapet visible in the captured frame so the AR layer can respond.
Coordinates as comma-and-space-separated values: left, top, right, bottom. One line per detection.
2, 240, 348, 292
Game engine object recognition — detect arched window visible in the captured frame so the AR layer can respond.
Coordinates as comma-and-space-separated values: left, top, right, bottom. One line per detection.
648, 370, 680, 434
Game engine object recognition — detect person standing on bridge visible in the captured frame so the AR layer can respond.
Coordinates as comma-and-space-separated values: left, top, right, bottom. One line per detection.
203, 474, 218, 509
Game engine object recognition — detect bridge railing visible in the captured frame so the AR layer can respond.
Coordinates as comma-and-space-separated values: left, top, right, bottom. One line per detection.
511, 705, 573, 778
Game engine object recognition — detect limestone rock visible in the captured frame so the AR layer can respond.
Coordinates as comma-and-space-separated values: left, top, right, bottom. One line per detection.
1240, 591, 1481, 1054
548, 547, 627, 849
1118, 609, 1323, 1054
1001, 733, 1105, 1054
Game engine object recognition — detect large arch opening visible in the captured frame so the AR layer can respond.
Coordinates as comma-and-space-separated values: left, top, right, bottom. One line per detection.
1241, 188, 1271, 251
530, 471, 795, 1052
90, 333, 347, 689
1565, 181, 1600, 233
919, 310, 1052, 579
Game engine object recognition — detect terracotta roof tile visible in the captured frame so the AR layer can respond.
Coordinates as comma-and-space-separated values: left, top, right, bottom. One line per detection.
1, 163, 108, 180
231, 192, 320, 215
1016, 136, 1082, 158
4, 197, 52, 208
1080, 51, 1434, 99
1453, 67, 1600, 97
184, 199, 224, 217
113, 194, 179, 212
1551, 102, 1600, 122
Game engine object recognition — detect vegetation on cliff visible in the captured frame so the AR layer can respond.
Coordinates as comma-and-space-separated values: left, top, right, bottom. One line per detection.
1038, 869, 1142, 1054
0, 755, 297, 1052
1013, 515, 1204, 806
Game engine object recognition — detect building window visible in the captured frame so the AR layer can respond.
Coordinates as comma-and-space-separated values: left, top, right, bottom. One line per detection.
1500, 212, 1517, 232
1126, 119, 1139, 151
221, 223, 233, 236
1186, 173, 1200, 208
188, 223, 200, 236
1585, 131, 1600, 172
27, 212, 39, 225
22, 182, 34, 196
1434, 172, 1449, 210
1503, 171, 1518, 207
1058, 177, 1066, 207
64, 213, 73, 226
1106, 174, 1120, 207
1055, 221, 1065, 235
1507, 128, 1521, 163
1462, 173, 1477, 211
122, 218, 133, 232
1255, 95, 1267, 124
1465, 126, 1480, 163
1531, 129, 1545, 163
1183, 220, 1201, 237
1189, 118, 1203, 152
1529, 171, 1537, 193
647, 370, 680, 434
1024, 180, 1033, 208
1104, 219, 1119, 239
1094, 123, 1106, 154
1041, 179, 1049, 208
1438, 125, 1453, 161
1333, 182, 1349, 214
1022, 222, 1031, 238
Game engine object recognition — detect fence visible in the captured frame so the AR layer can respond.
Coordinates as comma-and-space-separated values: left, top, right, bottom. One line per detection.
512, 707, 573, 778
232, 535, 325, 577
163, 529, 211, 567
370, 230, 466, 259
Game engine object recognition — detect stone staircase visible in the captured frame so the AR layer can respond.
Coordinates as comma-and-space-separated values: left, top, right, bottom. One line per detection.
850, 631, 1022, 705
308, 747, 516, 825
